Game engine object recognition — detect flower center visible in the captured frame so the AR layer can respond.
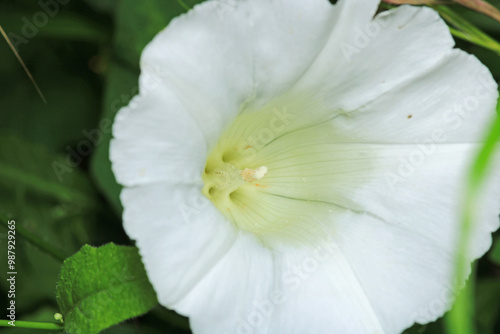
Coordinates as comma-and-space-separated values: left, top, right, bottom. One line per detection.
202, 164, 268, 200
201, 94, 356, 243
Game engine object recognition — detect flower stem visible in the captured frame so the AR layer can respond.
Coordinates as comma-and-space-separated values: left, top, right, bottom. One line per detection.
176, 0, 191, 11
446, 101, 500, 334
0, 320, 63, 330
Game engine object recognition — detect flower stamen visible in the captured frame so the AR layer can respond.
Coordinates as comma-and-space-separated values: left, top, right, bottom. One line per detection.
241, 166, 268, 182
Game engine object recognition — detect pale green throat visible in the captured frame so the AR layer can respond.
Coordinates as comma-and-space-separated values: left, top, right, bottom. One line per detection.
200, 95, 345, 242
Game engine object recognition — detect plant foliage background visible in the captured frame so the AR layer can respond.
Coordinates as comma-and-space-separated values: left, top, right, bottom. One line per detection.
0, 0, 499, 333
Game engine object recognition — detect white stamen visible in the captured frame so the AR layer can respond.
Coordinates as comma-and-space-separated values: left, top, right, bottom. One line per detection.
254, 166, 268, 180
241, 166, 268, 182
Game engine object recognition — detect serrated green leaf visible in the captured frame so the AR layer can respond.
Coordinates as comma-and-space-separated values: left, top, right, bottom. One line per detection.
56, 243, 158, 334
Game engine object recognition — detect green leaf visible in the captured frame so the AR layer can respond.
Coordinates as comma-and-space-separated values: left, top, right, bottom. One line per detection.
403, 319, 444, 334
0, 10, 107, 44
445, 98, 500, 334
445, 274, 476, 334
84, 0, 118, 14
476, 279, 500, 334
0, 136, 100, 311
91, 0, 204, 215
90, 63, 136, 215
490, 237, 500, 265
56, 243, 158, 334
0, 135, 97, 208
433, 5, 500, 56
0, 41, 102, 153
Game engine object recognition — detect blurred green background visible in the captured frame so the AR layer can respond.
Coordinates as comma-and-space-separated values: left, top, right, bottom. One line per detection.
0, 0, 499, 333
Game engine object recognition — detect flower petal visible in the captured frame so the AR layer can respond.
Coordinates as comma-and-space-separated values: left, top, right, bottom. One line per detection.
251, 130, 499, 331
121, 182, 239, 305
137, 0, 379, 144
175, 233, 276, 334
111, 1, 500, 334
111, 0, 383, 187
122, 182, 279, 334
294, 5, 456, 111
266, 239, 387, 334
329, 51, 498, 144
329, 212, 457, 333
111, 88, 207, 187
329, 171, 500, 332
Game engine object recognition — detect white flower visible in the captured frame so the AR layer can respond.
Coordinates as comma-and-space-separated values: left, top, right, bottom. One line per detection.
110, 0, 500, 333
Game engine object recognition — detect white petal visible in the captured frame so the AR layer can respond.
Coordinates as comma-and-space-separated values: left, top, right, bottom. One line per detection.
111, 0, 383, 187
138, 0, 379, 145
176, 233, 276, 334
329, 212, 456, 333
122, 182, 278, 334
330, 51, 498, 144
323, 147, 499, 331
121, 183, 239, 305
294, 5, 457, 111
111, 1, 500, 334
111, 89, 207, 187
255, 137, 499, 332
329, 162, 500, 332
267, 240, 387, 334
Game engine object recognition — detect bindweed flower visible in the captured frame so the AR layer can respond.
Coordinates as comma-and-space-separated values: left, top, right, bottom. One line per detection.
110, 0, 500, 333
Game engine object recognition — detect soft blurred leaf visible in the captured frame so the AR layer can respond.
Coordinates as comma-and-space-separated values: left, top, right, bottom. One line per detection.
445, 276, 476, 334
433, 5, 500, 55
490, 237, 500, 265
0, 38, 101, 152
451, 4, 500, 34
403, 320, 444, 334
476, 279, 500, 334
445, 96, 500, 334
0, 135, 99, 310
56, 243, 157, 334
84, 0, 117, 14
383, 1, 500, 24
0, 135, 97, 207
101, 322, 185, 334
0, 11, 107, 43
453, 0, 500, 23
